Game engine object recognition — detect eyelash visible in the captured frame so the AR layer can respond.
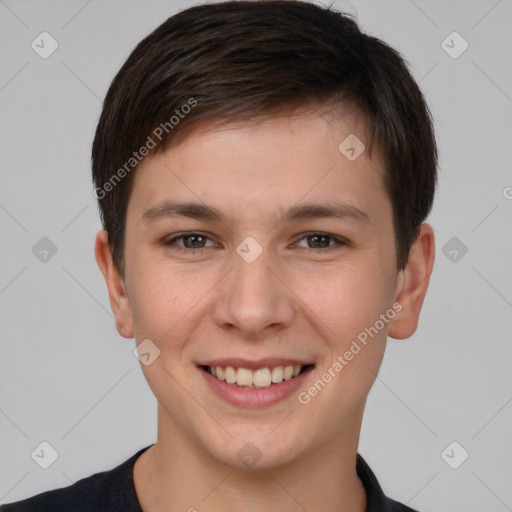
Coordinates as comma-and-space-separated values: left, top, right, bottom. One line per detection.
163, 232, 349, 255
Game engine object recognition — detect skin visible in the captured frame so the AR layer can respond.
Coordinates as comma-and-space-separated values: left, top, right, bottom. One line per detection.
95, 106, 435, 512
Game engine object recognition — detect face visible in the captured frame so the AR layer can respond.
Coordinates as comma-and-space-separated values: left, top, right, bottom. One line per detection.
98, 107, 426, 470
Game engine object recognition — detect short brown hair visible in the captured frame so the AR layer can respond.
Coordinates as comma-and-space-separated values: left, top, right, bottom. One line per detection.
92, 0, 437, 275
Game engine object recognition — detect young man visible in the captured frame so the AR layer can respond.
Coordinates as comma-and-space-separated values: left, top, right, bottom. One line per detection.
1, 1, 436, 511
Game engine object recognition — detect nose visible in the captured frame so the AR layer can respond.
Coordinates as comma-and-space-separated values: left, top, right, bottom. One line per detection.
211, 244, 297, 339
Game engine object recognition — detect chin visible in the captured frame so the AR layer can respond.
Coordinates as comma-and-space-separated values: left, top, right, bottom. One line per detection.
203, 425, 307, 471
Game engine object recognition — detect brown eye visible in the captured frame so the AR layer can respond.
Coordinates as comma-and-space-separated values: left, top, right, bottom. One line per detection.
306, 234, 331, 249
164, 233, 216, 253
181, 234, 207, 248
295, 232, 349, 252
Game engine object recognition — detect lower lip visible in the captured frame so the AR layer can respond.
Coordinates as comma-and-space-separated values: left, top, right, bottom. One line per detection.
199, 366, 314, 408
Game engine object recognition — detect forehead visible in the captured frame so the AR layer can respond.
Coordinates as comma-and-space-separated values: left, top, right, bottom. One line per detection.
127, 107, 388, 227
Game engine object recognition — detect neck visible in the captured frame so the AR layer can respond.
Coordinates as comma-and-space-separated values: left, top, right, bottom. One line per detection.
134, 406, 367, 512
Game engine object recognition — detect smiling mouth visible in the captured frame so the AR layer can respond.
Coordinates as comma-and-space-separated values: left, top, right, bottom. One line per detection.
200, 364, 314, 389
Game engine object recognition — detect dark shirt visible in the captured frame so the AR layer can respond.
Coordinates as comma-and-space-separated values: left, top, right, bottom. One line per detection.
1, 445, 419, 511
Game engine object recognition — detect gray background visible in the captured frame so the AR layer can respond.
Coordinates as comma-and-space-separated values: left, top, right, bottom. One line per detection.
1, 0, 511, 510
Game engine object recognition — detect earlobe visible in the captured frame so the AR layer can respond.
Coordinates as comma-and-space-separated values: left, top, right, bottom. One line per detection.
388, 223, 435, 340
94, 229, 134, 338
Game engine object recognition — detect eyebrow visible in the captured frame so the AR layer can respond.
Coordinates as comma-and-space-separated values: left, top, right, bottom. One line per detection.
142, 200, 370, 225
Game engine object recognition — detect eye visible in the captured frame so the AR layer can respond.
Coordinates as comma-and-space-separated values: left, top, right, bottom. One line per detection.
163, 233, 217, 253
163, 231, 349, 255
294, 232, 349, 252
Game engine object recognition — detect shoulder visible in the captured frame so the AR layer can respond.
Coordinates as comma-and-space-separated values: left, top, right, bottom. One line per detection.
386, 497, 420, 512
0, 446, 152, 512
356, 453, 421, 512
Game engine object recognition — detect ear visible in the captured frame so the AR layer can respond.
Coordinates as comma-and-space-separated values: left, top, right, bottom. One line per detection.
388, 222, 435, 340
94, 229, 134, 338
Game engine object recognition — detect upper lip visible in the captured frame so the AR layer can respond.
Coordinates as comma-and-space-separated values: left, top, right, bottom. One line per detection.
198, 358, 314, 370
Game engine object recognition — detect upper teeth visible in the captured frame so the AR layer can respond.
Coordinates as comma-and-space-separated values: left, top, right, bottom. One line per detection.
207, 365, 303, 388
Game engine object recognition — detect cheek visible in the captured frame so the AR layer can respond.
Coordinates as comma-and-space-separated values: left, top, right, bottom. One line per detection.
298, 263, 393, 425
300, 259, 394, 344
127, 260, 202, 340
126, 256, 229, 370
